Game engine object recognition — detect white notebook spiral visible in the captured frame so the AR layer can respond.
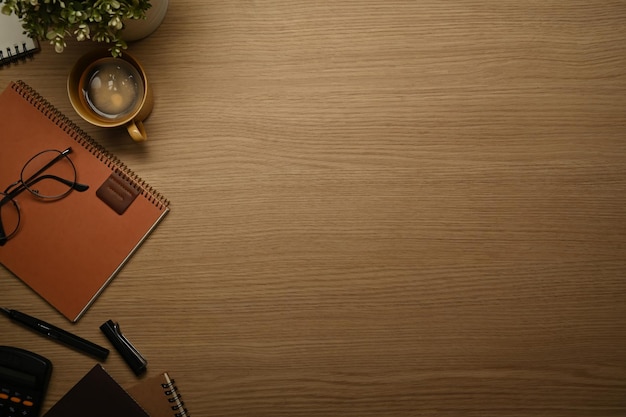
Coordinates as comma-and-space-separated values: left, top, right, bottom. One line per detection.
0, 12, 39, 66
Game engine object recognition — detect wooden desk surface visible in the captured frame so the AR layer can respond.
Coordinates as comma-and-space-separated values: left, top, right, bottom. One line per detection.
1, 1, 625, 416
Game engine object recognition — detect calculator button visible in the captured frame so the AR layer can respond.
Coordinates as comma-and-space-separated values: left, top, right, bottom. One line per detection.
0, 392, 8, 399
9, 397, 20, 403
22, 401, 33, 407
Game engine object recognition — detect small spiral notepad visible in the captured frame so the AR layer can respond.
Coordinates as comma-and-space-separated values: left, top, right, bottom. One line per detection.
0, 13, 39, 66
127, 372, 191, 417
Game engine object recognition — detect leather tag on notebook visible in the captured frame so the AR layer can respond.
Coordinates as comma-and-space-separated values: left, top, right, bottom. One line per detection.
96, 172, 140, 214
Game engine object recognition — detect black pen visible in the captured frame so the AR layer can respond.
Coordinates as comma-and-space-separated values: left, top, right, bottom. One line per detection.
1, 307, 109, 361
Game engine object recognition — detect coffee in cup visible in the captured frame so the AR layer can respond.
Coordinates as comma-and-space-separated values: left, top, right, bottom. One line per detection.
68, 49, 153, 141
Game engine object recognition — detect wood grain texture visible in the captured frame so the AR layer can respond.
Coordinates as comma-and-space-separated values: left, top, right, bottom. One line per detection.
1, 1, 625, 416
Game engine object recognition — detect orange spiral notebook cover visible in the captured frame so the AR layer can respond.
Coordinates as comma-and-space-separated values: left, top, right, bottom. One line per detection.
0, 80, 169, 322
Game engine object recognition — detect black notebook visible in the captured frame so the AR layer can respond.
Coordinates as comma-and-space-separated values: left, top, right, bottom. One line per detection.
42, 365, 149, 417
0, 13, 39, 66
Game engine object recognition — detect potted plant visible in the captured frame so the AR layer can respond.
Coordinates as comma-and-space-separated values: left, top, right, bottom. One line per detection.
0, 0, 152, 57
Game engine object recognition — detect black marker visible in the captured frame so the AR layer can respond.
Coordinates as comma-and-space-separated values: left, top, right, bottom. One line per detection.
1, 307, 109, 361
100, 320, 147, 376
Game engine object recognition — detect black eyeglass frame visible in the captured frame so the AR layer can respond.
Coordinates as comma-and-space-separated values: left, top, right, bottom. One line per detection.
0, 147, 89, 245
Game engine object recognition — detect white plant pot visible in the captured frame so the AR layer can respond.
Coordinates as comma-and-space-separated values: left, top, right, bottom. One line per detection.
122, 0, 169, 42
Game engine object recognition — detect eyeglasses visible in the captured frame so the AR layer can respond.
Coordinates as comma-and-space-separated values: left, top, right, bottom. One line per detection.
0, 147, 89, 246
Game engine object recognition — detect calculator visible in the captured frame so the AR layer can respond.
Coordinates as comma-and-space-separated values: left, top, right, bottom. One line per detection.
0, 346, 52, 417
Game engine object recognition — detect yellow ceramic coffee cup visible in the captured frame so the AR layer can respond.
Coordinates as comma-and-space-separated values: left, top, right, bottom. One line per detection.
68, 49, 153, 142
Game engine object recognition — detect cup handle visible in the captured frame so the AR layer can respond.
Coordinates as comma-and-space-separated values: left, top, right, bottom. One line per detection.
126, 119, 148, 142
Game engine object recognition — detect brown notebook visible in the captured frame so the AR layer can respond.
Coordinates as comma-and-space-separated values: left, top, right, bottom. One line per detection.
0, 80, 169, 321
43, 364, 150, 417
127, 372, 191, 417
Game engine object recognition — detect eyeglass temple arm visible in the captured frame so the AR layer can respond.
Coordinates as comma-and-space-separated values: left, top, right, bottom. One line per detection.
31, 174, 89, 192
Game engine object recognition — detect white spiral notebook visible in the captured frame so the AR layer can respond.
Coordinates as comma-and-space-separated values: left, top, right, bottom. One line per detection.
0, 12, 39, 66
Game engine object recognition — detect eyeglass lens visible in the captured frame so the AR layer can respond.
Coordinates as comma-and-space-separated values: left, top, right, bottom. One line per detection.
20, 149, 77, 199
0, 196, 20, 240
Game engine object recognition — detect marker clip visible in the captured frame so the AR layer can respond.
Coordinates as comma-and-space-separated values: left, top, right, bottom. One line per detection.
100, 320, 147, 376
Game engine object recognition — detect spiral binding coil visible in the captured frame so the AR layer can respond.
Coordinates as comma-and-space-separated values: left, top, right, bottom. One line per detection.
162, 375, 190, 417
12, 80, 170, 210
0, 43, 37, 66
